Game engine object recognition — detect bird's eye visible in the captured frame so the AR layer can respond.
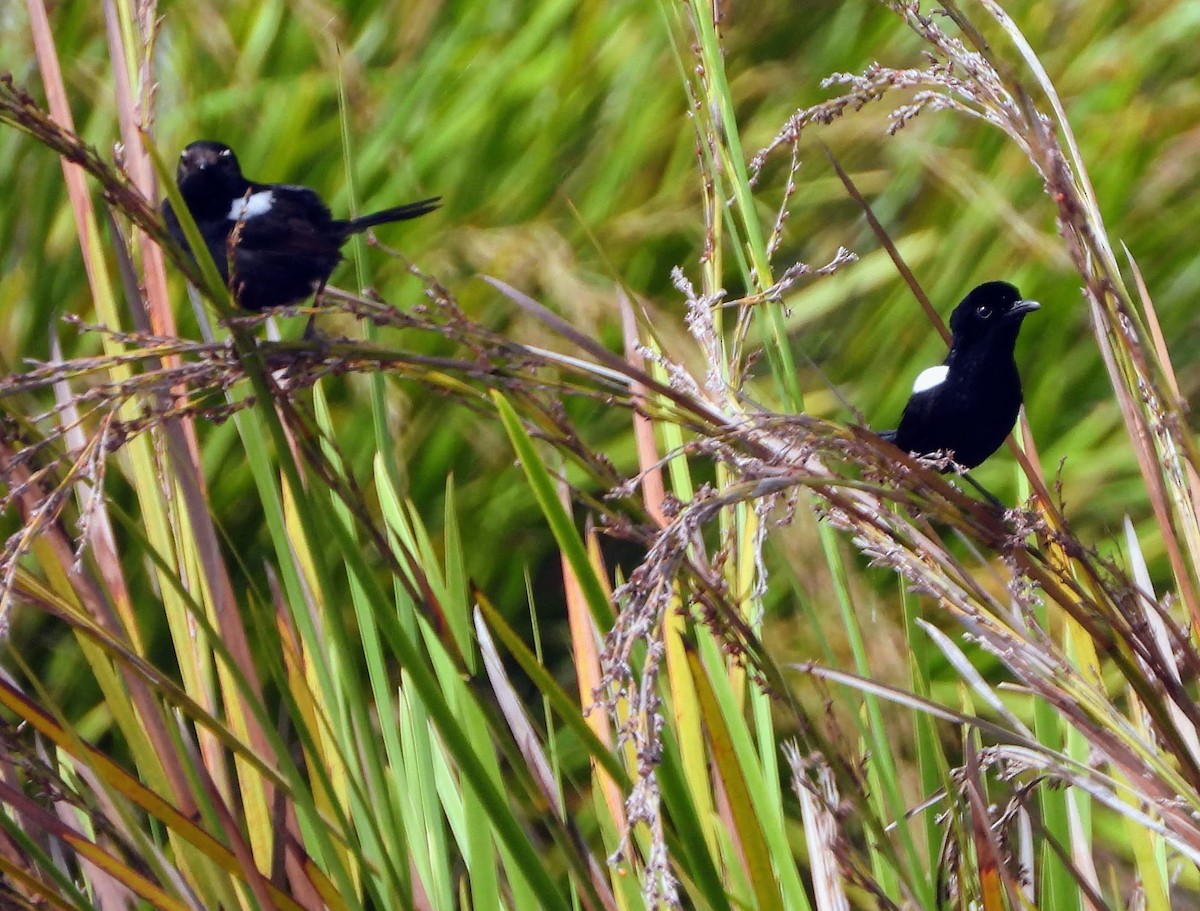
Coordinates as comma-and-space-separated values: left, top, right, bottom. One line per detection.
976, 304, 992, 319
219, 148, 232, 158
179, 150, 187, 159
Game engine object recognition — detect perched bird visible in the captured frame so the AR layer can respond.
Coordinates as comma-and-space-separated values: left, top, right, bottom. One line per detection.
878, 281, 1039, 471
162, 140, 440, 311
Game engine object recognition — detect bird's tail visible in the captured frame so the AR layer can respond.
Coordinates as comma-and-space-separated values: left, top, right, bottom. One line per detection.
344, 197, 442, 234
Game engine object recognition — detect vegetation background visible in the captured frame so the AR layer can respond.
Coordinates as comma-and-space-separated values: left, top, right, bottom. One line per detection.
2, 0, 1200, 909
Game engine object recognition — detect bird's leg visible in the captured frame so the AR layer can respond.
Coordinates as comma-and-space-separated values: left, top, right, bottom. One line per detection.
302, 279, 328, 341
962, 473, 1004, 509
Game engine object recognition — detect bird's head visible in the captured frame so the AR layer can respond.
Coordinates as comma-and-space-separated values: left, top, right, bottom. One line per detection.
175, 140, 246, 200
948, 281, 1040, 345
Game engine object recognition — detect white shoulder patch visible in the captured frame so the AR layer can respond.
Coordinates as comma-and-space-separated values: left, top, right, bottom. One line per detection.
227, 190, 275, 221
912, 365, 949, 394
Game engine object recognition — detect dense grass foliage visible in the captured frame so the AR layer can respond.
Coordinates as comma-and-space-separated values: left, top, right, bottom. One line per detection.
5, 1, 1197, 583
3, 1, 1200, 909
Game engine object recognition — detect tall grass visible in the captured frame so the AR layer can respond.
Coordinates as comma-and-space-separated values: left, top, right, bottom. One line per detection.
1, 0, 1199, 910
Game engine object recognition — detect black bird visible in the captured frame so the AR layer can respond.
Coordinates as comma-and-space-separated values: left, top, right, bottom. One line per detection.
878, 281, 1039, 471
162, 140, 440, 311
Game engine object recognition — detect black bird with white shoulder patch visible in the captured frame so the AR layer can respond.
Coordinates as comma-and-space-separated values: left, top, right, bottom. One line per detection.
162, 140, 440, 311
877, 281, 1039, 471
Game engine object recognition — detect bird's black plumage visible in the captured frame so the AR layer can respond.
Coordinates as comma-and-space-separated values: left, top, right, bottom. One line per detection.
878, 281, 1039, 471
161, 140, 440, 311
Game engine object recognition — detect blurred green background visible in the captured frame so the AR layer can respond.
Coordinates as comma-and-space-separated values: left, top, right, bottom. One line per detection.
2, 0, 1197, 668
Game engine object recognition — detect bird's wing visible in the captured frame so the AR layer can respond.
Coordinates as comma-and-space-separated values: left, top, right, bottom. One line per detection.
161, 198, 235, 280
233, 186, 338, 256
879, 360, 949, 450
161, 198, 186, 245
911, 365, 949, 394
267, 185, 333, 218
882, 384, 941, 455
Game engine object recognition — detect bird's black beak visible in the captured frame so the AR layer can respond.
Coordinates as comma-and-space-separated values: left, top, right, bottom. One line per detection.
1009, 299, 1040, 317
183, 149, 218, 172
